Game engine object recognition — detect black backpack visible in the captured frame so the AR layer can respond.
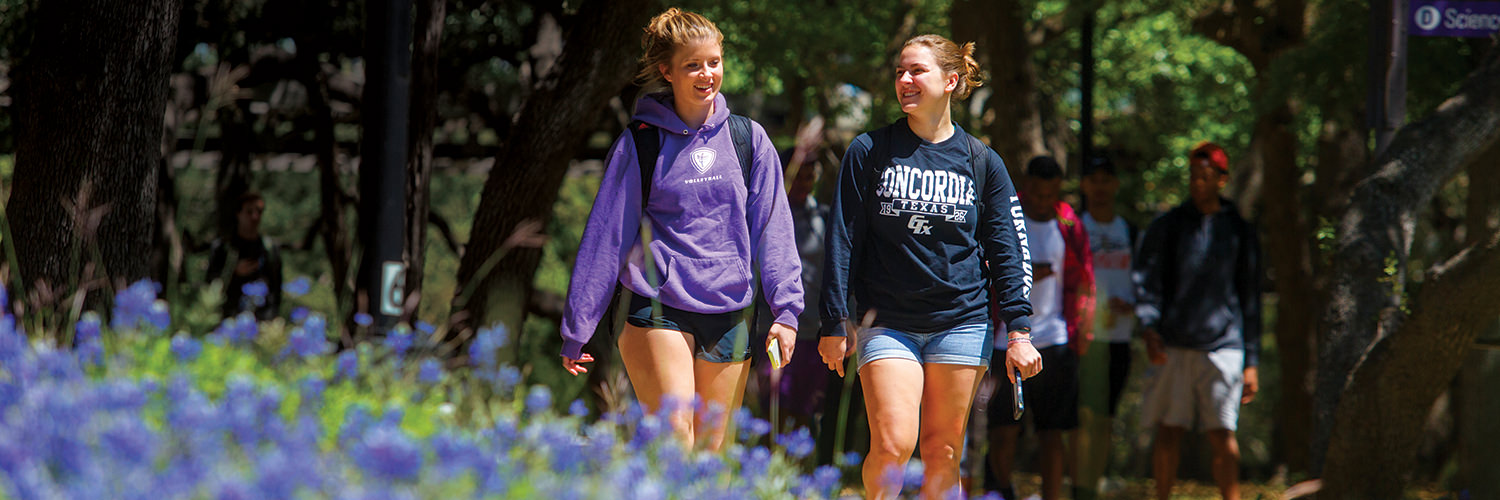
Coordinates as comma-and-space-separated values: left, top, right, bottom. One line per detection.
587, 115, 761, 348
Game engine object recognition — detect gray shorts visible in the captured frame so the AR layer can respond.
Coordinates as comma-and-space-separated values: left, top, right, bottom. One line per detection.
1140, 347, 1244, 432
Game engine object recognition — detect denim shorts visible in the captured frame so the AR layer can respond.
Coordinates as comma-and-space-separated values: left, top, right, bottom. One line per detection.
625, 294, 752, 363
856, 322, 993, 369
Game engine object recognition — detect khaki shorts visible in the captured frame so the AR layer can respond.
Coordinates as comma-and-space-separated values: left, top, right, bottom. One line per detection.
1140, 347, 1244, 432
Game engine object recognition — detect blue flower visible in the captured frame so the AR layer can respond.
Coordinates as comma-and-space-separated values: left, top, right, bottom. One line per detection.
780, 427, 815, 459
739, 416, 772, 441
468, 324, 510, 369
215, 313, 258, 343
242, 281, 269, 299
336, 350, 359, 380
383, 329, 413, 359
75, 312, 102, 343
290, 307, 311, 323
283, 276, 312, 297
354, 312, 373, 327
349, 425, 423, 482
568, 399, 589, 417
286, 326, 331, 358
415, 321, 436, 335
811, 465, 842, 495
838, 451, 863, 467
100, 416, 160, 465
76, 338, 103, 366
417, 359, 443, 385
303, 313, 327, 335
171, 335, 202, 363
739, 446, 772, 480
111, 280, 161, 331
525, 386, 552, 415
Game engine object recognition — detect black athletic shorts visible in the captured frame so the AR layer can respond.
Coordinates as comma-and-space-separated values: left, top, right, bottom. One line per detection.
625, 294, 751, 363
989, 344, 1079, 431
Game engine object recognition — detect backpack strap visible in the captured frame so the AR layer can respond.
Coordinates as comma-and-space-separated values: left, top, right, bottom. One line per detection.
628, 120, 660, 209
728, 114, 755, 188
965, 131, 989, 220
727, 114, 764, 339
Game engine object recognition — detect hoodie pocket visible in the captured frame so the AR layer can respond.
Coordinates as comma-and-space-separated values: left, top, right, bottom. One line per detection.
659, 254, 753, 308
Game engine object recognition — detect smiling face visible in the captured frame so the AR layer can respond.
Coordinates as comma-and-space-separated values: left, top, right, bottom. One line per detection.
894, 45, 957, 115
660, 39, 723, 111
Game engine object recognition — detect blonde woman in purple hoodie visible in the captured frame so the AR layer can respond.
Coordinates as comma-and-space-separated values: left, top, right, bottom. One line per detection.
557, 8, 803, 452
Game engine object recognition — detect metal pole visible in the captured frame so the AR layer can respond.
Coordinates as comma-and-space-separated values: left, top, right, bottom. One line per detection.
1370, 0, 1409, 159
359, 0, 411, 334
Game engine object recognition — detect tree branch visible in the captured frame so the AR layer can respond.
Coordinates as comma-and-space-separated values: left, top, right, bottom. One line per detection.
1314, 43, 1500, 479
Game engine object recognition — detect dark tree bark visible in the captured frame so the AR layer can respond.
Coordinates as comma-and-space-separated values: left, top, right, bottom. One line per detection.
952, 0, 1051, 178
1316, 47, 1500, 497
450, 0, 656, 346
1247, 99, 1318, 476
294, 35, 356, 341
8, 0, 181, 303
402, 0, 447, 323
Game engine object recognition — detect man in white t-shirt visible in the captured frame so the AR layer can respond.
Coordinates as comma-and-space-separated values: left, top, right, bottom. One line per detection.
985, 156, 1095, 500
1075, 155, 1138, 499
1080, 156, 1136, 416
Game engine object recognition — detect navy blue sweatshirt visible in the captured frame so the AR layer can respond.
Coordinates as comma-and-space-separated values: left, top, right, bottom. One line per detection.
821, 119, 1033, 337
1131, 198, 1262, 367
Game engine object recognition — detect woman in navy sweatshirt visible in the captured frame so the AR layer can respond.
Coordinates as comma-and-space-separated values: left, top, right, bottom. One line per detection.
557, 8, 803, 452
818, 34, 1041, 498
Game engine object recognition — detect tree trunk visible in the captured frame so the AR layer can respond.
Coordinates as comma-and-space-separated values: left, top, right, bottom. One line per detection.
449, 0, 656, 348
1315, 48, 1500, 496
402, 0, 447, 324
952, 0, 1049, 178
1249, 100, 1319, 476
8, 0, 181, 302
295, 36, 355, 341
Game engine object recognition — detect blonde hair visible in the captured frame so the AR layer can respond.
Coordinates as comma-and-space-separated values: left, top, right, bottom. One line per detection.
901, 34, 984, 100
636, 8, 723, 92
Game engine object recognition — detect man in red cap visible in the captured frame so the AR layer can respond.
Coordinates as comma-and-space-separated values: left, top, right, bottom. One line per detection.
1131, 142, 1262, 500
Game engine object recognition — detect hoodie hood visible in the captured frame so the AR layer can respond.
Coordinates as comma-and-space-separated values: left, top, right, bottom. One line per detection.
633, 92, 731, 136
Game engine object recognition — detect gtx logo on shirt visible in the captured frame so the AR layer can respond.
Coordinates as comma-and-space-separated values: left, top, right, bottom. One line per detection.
908, 215, 933, 235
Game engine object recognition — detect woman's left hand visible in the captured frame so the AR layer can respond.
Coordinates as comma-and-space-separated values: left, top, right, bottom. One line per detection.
767, 323, 796, 368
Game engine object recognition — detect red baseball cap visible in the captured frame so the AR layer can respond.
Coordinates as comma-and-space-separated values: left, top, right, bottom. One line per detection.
1191, 142, 1229, 173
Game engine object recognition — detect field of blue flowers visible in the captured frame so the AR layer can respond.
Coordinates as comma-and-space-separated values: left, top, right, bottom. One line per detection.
0, 279, 848, 499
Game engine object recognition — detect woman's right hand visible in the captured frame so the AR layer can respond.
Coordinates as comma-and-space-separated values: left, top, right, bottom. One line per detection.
1004, 340, 1043, 383
562, 353, 595, 376
819, 322, 858, 377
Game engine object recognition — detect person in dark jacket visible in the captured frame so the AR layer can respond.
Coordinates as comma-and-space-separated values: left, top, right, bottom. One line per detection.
206, 192, 282, 321
1132, 142, 1261, 500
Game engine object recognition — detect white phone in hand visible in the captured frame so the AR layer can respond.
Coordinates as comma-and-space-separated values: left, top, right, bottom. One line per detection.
768, 337, 784, 370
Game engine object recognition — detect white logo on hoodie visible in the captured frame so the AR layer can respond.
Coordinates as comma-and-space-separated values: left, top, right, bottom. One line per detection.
691, 148, 716, 174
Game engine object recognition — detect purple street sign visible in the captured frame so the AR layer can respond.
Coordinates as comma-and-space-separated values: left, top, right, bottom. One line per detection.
1410, 1, 1500, 38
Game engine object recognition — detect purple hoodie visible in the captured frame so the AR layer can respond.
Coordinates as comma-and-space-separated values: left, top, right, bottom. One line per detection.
559, 93, 804, 360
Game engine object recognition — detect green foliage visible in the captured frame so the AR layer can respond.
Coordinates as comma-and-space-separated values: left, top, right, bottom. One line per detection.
1084, 6, 1255, 215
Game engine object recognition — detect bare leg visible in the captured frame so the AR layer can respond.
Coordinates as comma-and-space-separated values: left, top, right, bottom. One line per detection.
1039, 430, 1066, 500
1207, 428, 1241, 500
1153, 425, 1186, 500
918, 363, 986, 499
693, 357, 751, 452
618, 325, 698, 448
860, 358, 925, 500
988, 425, 1021, 495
